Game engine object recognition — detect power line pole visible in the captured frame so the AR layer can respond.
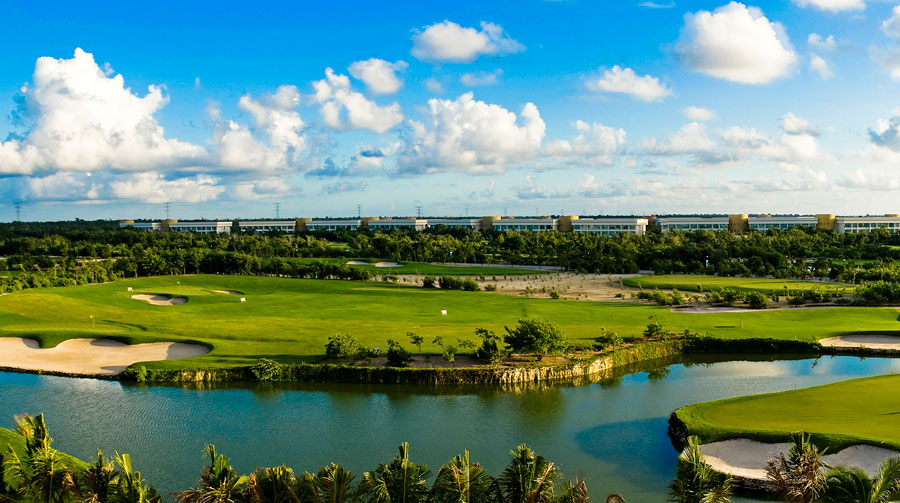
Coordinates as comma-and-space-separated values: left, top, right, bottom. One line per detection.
275, 202, 281, 219
356, 204, 362, 218
415, 205, 423, 218
164, 202, 171, 220
14, 202, 21, 222
464, 204, 469, 217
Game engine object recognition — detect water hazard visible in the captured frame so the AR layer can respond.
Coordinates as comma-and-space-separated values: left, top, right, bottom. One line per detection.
2, 354, 898, 502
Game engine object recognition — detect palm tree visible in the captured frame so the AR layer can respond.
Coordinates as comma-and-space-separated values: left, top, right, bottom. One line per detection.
765, 432, 828, 503
499, 444, 560, 503
174, 445, 247, 503
430, 450, 498, 503
605, 495, 626, 503
112, 453, 160, 503
359, 443, 430, 503
669, 436, 732, 503
79, 450, 116, 503
248, 466, 300, 503
822, 455, 900, 503
312, 463, 355, 503
554, 477, 589, 503
5, 414, 78, 503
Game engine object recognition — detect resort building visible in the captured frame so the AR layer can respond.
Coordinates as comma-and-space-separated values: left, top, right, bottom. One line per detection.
168, 221, 232, 234
569, 217, 650, 235
236, 220, 297, 233
748, 215, 818, 231
492, 217, 558, 232
426, 218, 486, 231
119, 220, 162, 231
657, 216, 730, 232
301, 219, 363, 231
835, 215, 900, 234
365, 218, 428, 232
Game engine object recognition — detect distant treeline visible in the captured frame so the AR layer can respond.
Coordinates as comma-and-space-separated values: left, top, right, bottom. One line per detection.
4, 221, 900, 288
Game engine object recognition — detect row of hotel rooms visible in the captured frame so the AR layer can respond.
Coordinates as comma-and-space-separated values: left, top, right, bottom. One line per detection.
120, 214, 900, 235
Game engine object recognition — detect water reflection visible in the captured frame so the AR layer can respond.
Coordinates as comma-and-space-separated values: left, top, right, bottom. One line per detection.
1, 353, 897, 503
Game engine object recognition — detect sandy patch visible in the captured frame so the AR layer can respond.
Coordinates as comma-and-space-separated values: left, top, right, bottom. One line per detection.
212, 290, 243, 295
0, 337, 209, 376
346, 260, 368, 265
672, 306, 761, 313
699, 439, 900, 480
820, 334, 900, 351
374, 261, 401, 268
131, 294, 187, 306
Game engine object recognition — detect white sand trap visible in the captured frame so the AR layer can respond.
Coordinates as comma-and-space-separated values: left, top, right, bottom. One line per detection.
212, 290, 243, 295
699, 439, 900, 480
346, 260, 368, 265
820, 334, 900, 351
0, 337, 209, 376
131, 294, 187, 306
374, 261, 400, 268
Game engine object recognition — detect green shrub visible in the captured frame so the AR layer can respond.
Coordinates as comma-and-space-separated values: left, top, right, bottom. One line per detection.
643, 316, 670, 340
461, 278, 480, 291
595, 329, 623, 349
483, 284, 497, 292
549, 289, 560, 299
503, 317, 568, 360
474, 328, 505, 363
670, 288, 685, 306
385, 339, 411, 367
325, 333, 364, 361
251, 359, 282, 381
422, 276, 436, 288
745, 291, 768, 309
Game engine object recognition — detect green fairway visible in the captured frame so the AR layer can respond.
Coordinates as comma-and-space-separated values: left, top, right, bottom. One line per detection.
315, 258, 547, 276
623, 274, 853, 295
0, 275, 898, 370
676, 373, 900, 450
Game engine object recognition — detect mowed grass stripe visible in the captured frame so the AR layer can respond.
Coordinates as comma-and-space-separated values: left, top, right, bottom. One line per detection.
677, 373, 900, 450
623, 274, 854, 294
0, 275, 898, 369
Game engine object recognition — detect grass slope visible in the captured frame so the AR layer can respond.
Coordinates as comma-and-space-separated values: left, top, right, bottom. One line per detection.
676, 374, 900, 451
0, 275, 897, 369
623, 274, 854, 295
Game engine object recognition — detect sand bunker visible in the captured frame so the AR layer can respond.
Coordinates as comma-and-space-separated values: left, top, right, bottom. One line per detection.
131, 294, 187, 306
672, 307, 761, 313
0, 337, 209, 376
699, 439, 900, 480
212, 290, 243, 295
820, 334, 900, 352
374, 261, 401, 268
346, 260, 368, 265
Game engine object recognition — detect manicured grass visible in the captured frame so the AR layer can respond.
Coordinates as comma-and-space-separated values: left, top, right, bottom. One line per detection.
0, 275, 898, 370
0, 427, 87, 469
299, 257, 547, 275
623, 274, 854, 295
677, 373, 900, 451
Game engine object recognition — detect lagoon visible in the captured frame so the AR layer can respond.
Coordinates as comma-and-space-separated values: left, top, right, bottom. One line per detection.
2, 354, 898, 502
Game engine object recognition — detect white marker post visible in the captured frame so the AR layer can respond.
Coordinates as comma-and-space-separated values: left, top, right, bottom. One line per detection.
240, 298, 246, 303
441, 309, 447, 316
127, 287, 133, 292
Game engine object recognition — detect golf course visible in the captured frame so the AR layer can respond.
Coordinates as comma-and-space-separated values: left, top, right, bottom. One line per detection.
674, 373, 900, 451
622, 274, 854, 294
0, 274, 899, 372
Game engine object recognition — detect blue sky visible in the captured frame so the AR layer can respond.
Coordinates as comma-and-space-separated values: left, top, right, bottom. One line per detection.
2, 0, 900, 221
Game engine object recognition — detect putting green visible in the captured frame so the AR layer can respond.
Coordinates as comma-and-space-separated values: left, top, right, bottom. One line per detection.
0, 275, 898, 370
623, 274, 853, 295
676, 373, 900, 451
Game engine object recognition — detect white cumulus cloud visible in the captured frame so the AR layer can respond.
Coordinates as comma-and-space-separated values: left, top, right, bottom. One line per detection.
587, 66, 671, 102
808, 33, 836, 51
683, 106, 717, 121
883, 5, 900, 38
398, 92, 545, 174
809, 54, 834, 79
460, 69, 503, 86
110, 173, 224, 203
545, 120, 627, 166
312, 68, 404, 133
411, 21, 524, 63
348, 58, 408, 95
676, 2, 796, 84
0, 48, 205, 175
793, 0, 864, 12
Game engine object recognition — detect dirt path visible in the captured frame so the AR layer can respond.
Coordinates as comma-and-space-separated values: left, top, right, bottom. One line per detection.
0, 337, 209, 376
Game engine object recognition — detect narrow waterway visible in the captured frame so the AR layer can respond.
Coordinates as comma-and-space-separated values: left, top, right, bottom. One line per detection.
2, 354, 897, 502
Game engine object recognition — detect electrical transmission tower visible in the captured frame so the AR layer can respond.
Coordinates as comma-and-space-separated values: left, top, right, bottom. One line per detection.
356, 204, 362, 218
415, 205, 423, 218
275, 202, 281, 219
164, 202, 171, 220
14, 202, 21, 222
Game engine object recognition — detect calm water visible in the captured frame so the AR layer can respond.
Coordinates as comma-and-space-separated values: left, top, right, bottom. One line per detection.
2, 354, 899, 502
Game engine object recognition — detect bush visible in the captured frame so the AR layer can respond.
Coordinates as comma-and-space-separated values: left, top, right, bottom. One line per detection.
484, 284, 497, 292
788, 295, 805, 305
745, 291, 768, 309
503, 317, 568, 360
595, 329, 623, 349
385, 339, 412, 367
461, 278, 480, 291
549, 289, 560, 299
643, 316, 670, 340
422, 276, 436, 288
251, 359, 282, 381
325, 333, 364, 361
670, 288, 685, 306
474, 328, 505, 363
